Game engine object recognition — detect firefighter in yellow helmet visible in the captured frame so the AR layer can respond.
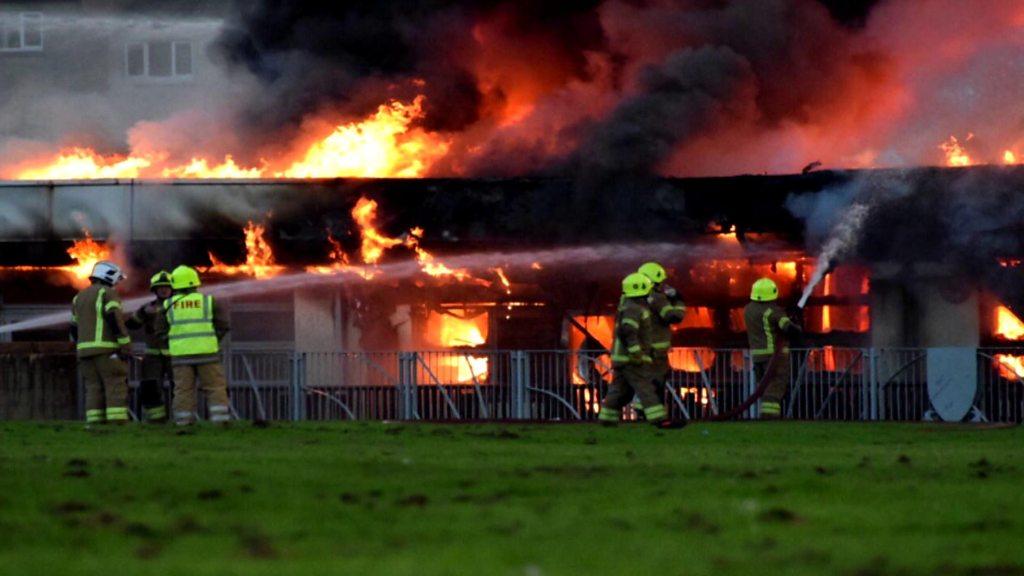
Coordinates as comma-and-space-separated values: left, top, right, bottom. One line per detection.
70, 261, 133, 425
165, 265, 231, 425
599, 272, 685, 429
125, 271, 174, 422
637, 262, 686, 401
744, 278, 801, 419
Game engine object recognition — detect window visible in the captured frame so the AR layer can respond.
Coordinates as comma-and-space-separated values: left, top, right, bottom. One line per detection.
0, 12, 43, 52
125, 40, 193, 79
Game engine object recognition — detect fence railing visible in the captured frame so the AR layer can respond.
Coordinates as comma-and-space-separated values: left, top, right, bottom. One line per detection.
121, 347, 1024, 423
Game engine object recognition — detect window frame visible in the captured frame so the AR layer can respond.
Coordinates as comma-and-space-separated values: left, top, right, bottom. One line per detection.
0, 12, 44, 53
124, 39, 194, 82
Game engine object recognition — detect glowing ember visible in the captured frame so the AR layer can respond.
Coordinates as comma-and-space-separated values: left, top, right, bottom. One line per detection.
995, 306, 1024, 340
940, 134, 974, 167
1003, 150, 1018, 165
207, 221, 284, 278
277, 96, 449, 178
493, 267, 512, 295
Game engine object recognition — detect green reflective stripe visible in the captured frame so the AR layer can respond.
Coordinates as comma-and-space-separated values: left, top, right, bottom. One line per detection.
621, 318, 639, 329
644, 405, 667, 420
762, 309, 775, 356
779, 317, 792, 329
94, 287, 106, 345
599, 407, 620, 421
85, 409, 105, 423
168, 319, 211, 325
168, 332, 218, 341
626, 344, 642, 353
640, 310, 651, 319
145, 348, 163, 355
77, 342, 117, 350
106, 407, 129, 420
146, 406, 167, 419
611, 354, 630, 363
104, 300, 121, 311
659, 305, 675, 317
651, 341, 671, 350
761, 401, 781, 414
116, 336, 130, 345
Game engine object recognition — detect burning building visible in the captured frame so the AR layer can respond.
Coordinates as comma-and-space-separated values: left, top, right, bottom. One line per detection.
2, 1, 1024, 421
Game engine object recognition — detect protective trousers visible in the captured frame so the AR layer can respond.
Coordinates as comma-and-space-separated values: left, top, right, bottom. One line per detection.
138, 354, 172, 422
172, 362, 230, 425
79, 355, 128, 424
754, 354, 791, 416
650, 356, 670, 399
600, 363, 668, 423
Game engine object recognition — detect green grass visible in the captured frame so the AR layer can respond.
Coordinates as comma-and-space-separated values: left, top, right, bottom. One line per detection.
0, 421, 1021, 576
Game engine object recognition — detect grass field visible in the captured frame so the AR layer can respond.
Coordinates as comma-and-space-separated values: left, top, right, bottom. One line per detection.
0, 421, 1022, 576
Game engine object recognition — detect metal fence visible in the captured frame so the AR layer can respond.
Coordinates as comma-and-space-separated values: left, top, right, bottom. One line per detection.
122, 347, 1024, 423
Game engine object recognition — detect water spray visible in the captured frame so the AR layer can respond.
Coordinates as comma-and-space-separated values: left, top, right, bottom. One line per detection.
0, 241, 788, 335
797, 203, 870, 309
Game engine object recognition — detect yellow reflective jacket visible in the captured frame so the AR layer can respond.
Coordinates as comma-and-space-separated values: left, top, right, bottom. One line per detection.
164, 290, 229, 365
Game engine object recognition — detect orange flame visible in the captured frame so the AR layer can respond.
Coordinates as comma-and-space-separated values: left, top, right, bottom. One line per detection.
668, 348, 716, 373
12, 97, 446, 180
62, 232, 113, 288
1003, 150, 1018, 165
995, 306, 1024, 340
425, 311, 489, 384
940, 134, 974, 167
995, 354, 1024, 380
207, 221, 284, 278
351, 197, 412, 264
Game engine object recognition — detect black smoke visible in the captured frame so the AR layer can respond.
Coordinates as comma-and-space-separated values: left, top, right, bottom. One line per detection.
214, 0, 607, 135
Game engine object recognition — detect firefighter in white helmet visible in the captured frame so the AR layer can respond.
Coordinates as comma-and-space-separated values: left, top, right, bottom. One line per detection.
70, 261, 133, 425
165, 265, 231, 425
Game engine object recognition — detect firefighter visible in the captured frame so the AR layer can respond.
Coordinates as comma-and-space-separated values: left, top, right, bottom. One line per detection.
70, 261, 132, 425
744, 277, 801, 419
638, 262, 686, 400
125, 271, 173, 422
599, 272, 685, 429
165, 265, 231, 426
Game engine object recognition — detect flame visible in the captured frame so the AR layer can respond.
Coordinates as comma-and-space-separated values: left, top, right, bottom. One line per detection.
569, 315, 615, 385
351, 197, 412, 264
679, 386, 715, 406
207, 221, 284, 278
278, 96, 449, 178
668, 348, 716, 373
940, 134, 974, 167
677, 307, 714, 330
425, 311, 489, 384
995, 354, 1024, 380
995, 306, 1024, 340
162, 156, 262, 178
16, 148, 151, 180
1003, 150, 1018, 165
494, 267, 512, 294
12, 97, 446, 180
0, 230, 114, 287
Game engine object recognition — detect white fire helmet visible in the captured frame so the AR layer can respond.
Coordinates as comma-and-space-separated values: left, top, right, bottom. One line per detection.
90, 261, 126, 285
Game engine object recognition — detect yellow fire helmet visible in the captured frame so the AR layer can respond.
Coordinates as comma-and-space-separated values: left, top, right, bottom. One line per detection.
637, 261, 667, 284
622, 272, 653, 298
170, 265, 202, 290
149, 270, 173, 290
750, 277, 779, 302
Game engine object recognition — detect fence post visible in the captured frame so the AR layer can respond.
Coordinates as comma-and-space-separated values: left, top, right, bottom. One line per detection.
510, 351, 531, 419
398, 352, 419, 420
867, 348, 879, 420
745, 350, 757, 420
290, 352, 306, 421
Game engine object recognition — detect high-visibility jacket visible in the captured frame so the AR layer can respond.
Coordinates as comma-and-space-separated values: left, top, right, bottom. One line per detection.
164, 291, 229, 365
126, 298, 169, 356
744, 301, 794, 361
647, 289, 685, 357
610, 297, 653, 367
71, 283, 130, 358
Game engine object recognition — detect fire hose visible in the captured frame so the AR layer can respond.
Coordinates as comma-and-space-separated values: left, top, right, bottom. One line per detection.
708, 352, 777, 421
